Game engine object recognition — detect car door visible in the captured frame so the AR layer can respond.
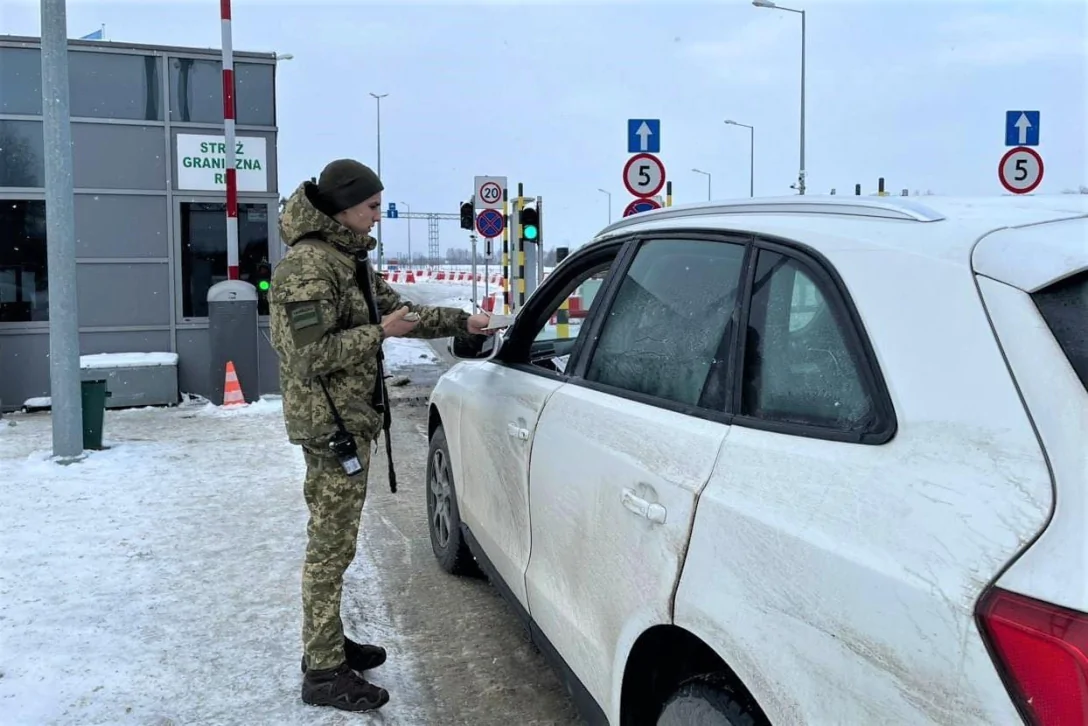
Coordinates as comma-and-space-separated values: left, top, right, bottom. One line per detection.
523, 233, 750, 718
455, 242, 625, 611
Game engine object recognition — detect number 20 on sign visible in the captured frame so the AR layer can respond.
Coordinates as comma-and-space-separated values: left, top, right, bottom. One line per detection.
624, 153, 666, 198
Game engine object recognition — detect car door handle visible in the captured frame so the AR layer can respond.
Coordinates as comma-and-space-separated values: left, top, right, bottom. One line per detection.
507, 423, 529, 441
621, 488, 667, 525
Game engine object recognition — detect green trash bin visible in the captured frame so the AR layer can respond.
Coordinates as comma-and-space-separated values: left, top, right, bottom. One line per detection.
81, 379, 111, 450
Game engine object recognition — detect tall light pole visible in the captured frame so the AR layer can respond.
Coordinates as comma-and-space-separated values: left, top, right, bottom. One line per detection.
692, 168, 712, 201
399, 200, 412, 267
41, 0, 82, 458
597, 188, 612, 223
369, 92, 388, 269
753, 0, 806, 195
725, 120, 755, 197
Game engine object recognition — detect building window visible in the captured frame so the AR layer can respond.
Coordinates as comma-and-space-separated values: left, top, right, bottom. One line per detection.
0, 200, 48, 323
0, 48, 162, 120
179, 202, 270, 318
0, 48, 43, 115
170, 59, 275, 126
0, 121, 45, 188
69, 51, 162, 121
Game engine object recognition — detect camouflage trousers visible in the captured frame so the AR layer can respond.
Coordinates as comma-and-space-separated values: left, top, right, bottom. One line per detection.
301, 441, 371, 671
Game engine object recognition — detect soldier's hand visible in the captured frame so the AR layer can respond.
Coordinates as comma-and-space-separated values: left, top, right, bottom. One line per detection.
381, 306, 419, 338
466, 313, 493, 335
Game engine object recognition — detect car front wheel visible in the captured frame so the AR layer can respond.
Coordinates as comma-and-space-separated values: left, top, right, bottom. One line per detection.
657, 677, 757, 726
426, 424, 480, 577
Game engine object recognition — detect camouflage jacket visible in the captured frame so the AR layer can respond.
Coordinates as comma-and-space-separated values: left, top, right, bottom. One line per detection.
269, 181, 470, 447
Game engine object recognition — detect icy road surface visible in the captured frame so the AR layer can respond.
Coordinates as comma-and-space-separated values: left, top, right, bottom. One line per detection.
0, 354, 580, 724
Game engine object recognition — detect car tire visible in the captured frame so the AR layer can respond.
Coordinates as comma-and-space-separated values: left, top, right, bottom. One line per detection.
426, 425, 480, 577
657, 677, 757, 726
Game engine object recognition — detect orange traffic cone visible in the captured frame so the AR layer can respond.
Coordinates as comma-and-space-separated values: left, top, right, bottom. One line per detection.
223, 361, 246, 406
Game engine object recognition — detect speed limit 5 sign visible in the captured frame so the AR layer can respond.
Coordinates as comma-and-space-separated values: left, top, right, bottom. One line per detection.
998, 146, 1044, 194
623, 153, 666, 198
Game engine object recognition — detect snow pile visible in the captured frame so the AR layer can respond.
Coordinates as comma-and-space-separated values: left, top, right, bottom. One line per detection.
80, 352, 179, 369
192, 394, 286, 418
0, 401, 427, 725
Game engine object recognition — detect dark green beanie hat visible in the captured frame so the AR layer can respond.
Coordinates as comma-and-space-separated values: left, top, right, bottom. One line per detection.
313, 159, 384, 216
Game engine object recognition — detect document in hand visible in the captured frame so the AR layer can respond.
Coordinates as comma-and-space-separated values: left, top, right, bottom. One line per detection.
483, 313, 516, 331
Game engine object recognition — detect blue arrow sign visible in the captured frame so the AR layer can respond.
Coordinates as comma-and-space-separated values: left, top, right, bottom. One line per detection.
386, 202, 398, 219
627, 119, 660, 154
1005, 111, 1040, 147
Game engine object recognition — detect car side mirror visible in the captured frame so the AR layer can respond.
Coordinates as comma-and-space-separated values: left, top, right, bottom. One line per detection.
448, 331, 504, 360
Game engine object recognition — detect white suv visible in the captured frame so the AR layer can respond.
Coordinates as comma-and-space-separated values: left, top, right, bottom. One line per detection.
424, 196, 1087, 726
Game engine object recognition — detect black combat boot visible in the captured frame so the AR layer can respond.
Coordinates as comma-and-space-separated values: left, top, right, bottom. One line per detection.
301, 662, 390, 712
301, 637, 387, 674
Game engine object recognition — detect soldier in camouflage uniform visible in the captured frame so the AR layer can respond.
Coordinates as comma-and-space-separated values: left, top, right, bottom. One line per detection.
269, 159, 491, 712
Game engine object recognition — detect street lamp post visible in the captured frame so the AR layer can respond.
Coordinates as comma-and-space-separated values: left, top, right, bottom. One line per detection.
399, 200, 411, 267
597, 188, 612, 223
692, 168, 712, 201
369, 92, 388, 269
753, 0, 806, 195
724, 120, 755, 197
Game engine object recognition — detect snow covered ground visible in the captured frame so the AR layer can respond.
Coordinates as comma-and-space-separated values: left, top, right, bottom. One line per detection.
0, 280, 580, 726
0, 398, 435, 725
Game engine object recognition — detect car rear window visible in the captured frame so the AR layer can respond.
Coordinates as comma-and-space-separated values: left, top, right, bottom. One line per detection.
1032, 270, 1088, 391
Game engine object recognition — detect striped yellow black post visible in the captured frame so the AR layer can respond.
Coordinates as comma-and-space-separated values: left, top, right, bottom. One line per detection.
516, 195, 526, 309
556, 296, 570, 339
501, 198, 510, 314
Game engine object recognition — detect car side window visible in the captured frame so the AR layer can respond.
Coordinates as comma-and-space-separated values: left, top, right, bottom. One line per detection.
585, 238, 746, 409
740, 248, 874, 430
533, 269, 610, 346
504, 252, 618, 376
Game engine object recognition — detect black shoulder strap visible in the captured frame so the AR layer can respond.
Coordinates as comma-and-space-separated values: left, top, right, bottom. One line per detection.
354, 255, 397, 494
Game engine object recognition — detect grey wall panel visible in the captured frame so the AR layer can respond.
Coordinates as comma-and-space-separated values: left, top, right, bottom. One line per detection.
177, 327, 280, 401
73, 124, 167, 190
176, 328, 211, 398
75, 194, 169, 258
80, 329, 173, 356
76, 262, 172, 328
0, 333, 49, 409
257, 324, 280, 395
0, 330, 174, 411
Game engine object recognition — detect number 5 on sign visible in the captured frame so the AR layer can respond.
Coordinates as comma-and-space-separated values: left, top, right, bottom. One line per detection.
623, 153, 666, 198
998, 146, 1044, 195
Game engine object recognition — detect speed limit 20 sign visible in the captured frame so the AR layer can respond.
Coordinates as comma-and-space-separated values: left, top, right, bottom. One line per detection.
473, 176, 506, 210
998, 146, 1044, 195
623, 153, 666, 198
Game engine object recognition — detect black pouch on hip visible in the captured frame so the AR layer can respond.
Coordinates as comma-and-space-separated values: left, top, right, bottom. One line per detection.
318, 377, 364, 477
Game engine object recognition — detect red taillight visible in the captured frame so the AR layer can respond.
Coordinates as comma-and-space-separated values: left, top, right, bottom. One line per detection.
978, 587, 1088, 726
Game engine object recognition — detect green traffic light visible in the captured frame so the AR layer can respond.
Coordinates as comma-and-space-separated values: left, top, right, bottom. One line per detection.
258, 280, 270, 292
524, 225, 539, 241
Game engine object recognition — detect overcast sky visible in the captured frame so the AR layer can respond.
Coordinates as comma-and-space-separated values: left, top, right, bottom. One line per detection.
4, 0, 1086, 256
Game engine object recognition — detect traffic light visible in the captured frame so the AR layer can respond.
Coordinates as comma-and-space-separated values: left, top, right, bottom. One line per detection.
459, 201, 473, 230
255, 260, 271, 293
519, 206, 539, 242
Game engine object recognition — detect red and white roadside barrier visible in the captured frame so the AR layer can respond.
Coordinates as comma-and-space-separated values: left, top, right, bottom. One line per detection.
383, 269, 506, 287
